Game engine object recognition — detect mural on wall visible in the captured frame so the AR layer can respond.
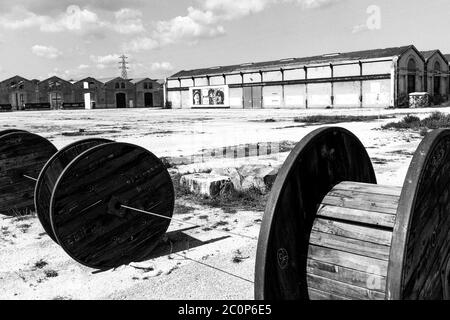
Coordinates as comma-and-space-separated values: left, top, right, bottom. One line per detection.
191, 86, 229, 107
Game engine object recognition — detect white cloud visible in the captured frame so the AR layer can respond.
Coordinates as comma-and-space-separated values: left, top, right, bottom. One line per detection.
113, 8, 145, 34
0, 5, 145, 35
151, 62, 174, 72
352, 23, 368, 34
124, 0, 344, 52
78, 64, 90, 70
0, 5, 102, 33
90, 53, 127, 70
125, 37, 159, 52
202, 0, 275, 20
294, 0, 342, 9
31, 45, 62, 59
153, 8, 226, 47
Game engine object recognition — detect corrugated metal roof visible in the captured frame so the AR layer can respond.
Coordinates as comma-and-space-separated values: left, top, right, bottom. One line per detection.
169, 45, 415, 79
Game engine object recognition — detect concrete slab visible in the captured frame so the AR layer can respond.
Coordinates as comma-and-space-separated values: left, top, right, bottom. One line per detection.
180, 173, 232, 198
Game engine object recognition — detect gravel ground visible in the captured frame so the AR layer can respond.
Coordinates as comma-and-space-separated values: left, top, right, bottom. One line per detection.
0, 106, 448, 300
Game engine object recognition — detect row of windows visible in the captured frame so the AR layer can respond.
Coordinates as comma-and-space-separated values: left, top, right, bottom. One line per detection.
114, 82, 154, 89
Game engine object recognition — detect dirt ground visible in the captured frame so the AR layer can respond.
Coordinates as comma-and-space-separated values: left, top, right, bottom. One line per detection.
0, 106, 448, 300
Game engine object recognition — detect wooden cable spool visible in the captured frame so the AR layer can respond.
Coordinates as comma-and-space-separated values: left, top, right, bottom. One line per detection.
0, 130, 57, 215
255, 127, 450, 300
0, 129, 175, 269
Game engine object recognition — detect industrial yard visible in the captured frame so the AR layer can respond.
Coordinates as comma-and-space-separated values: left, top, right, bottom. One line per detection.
0, 106, 448, 300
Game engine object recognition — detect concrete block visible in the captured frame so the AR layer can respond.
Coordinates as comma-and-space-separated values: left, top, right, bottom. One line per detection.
180, 173, 232, 198
211, 167, 242, 191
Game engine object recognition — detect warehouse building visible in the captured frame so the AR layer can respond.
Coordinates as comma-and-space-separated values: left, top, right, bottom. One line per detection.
0, 76, 39, 110
130, 78, 163, 108
38, 76, 75, 109
0, 75, 164, 110
166, 45, 449, 109
421, 50, 449, 105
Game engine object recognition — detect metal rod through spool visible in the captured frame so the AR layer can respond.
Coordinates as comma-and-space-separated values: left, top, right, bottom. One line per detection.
23, 175, 38, 182
120, 205, 258, 241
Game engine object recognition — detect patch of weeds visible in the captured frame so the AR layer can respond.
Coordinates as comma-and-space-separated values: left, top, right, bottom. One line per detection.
372, 158, 388, 165
62, 129, 121, 137
44, 270, 59, 278
382, 112, 450, 131
53, 296, 72, 300
17, 223, 31, 233
420, 128, 429, 137
174, 203, 195, 215
165, 265, 179, 275
12, 209, 35, 220
33, 259, 48, 270
1, 226, 10, 236
294, 114, 393, 124
211, 221, 229, 229
232, 250, 250, 264
388, 150, 415, 157
198, 215, 209, 220
150, 130, 176, 135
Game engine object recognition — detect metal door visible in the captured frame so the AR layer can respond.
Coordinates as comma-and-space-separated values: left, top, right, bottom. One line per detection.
252, 86, 262, 109
243, 87, 252, 109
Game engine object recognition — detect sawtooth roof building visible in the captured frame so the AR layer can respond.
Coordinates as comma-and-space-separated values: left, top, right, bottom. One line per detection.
0, 76, 163, 110
166, 45, 450, 109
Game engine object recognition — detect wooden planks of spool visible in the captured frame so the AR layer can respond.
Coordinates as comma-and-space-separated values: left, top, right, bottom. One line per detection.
255, 127, 450, 300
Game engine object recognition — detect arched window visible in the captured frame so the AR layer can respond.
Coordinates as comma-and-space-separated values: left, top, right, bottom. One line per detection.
434, 61, 441, 72
407, 58, 417, 94
115, 82, 120, 89
121, 82, 126, 89
407, 58, 417, 72
434, 61, 442, 96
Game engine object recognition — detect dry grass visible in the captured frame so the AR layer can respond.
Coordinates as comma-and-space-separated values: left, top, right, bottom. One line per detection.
44, 270, 59, 278
382, 112, 450, 135
33, 259, 48, 270
294, 114, 393, 124
232, 250, 250, 263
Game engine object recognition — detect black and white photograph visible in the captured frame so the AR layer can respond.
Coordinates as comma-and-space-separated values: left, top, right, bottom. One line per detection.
0, 0, 449, 305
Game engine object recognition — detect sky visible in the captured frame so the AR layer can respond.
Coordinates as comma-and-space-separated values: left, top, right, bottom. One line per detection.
0, 0, 449, 81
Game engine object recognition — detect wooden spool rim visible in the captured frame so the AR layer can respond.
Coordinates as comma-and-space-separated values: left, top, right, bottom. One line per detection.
34, 138, 113, 242
49, 142, 174, 269
255, 126, 376, 300
387, 129, 450, 299
0, 131, 57, 216
0, 129, 29, 136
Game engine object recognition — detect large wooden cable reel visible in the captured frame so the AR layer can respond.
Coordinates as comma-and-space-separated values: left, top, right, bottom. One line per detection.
255, 127, 450, 300
0, 130, 57, 215
0, 130, 175, 269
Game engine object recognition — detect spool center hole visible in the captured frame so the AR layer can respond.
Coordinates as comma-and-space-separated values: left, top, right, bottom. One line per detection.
114, 201, 122, 210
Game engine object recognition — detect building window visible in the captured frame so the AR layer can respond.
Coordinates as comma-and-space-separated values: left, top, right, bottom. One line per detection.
143, 83, 148, 89
121, 82, 126, 89
407, 58, 417, 94
147, 82, 153, 89
115, 83, 120, 89
434, 61, 442, 96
